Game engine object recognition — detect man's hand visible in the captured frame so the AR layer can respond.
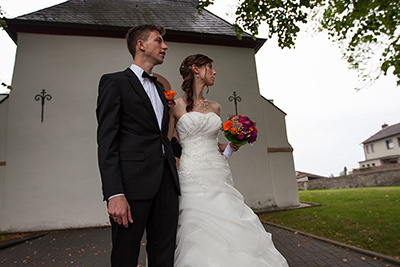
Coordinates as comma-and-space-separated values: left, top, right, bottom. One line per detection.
108, 195, 133, 228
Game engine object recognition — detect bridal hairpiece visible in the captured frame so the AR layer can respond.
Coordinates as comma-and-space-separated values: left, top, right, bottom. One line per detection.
181, 65, 192, 70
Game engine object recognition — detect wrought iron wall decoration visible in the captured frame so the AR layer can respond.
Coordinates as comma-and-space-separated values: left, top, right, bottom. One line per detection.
34, 89, 52, 122
228, 91, 242, 115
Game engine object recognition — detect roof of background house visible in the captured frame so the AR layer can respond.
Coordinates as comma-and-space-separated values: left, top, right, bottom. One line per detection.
296, 171, 327, 180
363, 122, 400, 144
5, 0, 265, 51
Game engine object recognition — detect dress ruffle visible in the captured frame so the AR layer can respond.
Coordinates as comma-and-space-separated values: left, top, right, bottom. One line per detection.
175, 112, 289, 267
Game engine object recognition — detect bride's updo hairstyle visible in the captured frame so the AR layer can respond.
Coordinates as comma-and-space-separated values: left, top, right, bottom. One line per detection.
179, 54, 213, 112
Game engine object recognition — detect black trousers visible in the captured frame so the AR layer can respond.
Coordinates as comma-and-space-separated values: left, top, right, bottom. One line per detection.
110, 160, 179, 267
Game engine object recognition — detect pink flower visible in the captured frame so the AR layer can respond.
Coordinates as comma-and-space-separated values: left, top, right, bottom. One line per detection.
237, 133, 245, 140
239, 118, 247, 124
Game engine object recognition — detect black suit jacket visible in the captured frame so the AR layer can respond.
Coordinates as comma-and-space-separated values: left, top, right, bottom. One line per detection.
96, 68, 180, 201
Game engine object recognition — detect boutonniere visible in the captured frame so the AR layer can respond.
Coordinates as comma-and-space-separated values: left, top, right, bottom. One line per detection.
164, 89, 177, 108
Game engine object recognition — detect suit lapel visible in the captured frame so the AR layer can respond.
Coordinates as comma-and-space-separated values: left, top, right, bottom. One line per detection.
124, 68, 159, 127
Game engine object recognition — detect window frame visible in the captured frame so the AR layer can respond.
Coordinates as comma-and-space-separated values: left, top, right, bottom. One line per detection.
386, 139, 394, 149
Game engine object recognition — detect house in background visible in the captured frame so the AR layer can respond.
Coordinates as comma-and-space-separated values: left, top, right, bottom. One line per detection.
359, 122, 400, 168
1, 0, 299, 232
296, 171, 327, 182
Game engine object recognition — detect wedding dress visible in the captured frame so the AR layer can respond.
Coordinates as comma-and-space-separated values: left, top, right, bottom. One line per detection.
174, 112, 289, 267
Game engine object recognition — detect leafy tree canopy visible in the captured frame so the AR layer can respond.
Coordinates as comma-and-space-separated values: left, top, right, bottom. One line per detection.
198, 0, 400, 88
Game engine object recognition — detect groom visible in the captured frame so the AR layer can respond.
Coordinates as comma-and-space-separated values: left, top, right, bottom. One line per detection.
96, 25, 180, 266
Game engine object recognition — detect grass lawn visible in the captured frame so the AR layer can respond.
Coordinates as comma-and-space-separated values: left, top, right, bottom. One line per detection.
259, 186, 400, 258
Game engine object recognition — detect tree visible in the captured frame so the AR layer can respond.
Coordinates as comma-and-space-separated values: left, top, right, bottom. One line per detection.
198, 0, 400, 89
0, 6, 13, 91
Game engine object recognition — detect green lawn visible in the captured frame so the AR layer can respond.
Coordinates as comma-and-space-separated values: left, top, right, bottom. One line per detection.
259, 186, 400, 258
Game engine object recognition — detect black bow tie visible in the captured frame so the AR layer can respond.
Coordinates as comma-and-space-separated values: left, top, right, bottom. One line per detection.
142, 72, 158, 83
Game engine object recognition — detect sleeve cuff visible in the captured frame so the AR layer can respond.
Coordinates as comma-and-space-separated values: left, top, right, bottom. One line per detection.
108, 193, 125, 201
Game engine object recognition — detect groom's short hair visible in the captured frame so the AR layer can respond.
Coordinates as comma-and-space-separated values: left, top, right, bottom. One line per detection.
126, 25, 166, 59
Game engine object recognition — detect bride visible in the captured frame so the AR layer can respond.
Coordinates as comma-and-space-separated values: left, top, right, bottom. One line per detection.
168, 54, 289, 267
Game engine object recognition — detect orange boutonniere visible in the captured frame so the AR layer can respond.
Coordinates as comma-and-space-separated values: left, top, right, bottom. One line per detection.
164, 89, 177, 108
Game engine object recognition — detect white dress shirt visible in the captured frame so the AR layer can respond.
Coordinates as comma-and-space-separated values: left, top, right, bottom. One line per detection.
130, 64, 164, 130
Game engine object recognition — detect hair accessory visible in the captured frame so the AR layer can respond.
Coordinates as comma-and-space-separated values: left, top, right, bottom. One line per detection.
180, 65, 192, 71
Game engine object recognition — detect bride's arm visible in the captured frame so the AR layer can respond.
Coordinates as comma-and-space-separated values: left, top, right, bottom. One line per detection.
167, 109, 177, 141
168, 110, 181, 167
218, 143, 228, 153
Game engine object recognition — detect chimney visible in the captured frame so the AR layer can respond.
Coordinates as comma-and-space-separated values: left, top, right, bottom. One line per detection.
382, 123, 388, 129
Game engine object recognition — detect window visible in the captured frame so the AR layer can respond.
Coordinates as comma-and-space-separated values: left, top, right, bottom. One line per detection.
366, 145, 369, 154
371, 144, 374, 153
386, 139, 394, 149
398, 137, 400, 147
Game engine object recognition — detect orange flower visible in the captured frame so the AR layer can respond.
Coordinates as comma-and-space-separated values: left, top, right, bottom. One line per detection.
229, 128, 238, 134
249, 127, 254, 132
164, 89, 177, 101
254, 126, 258, 133
223, 120, 232, 131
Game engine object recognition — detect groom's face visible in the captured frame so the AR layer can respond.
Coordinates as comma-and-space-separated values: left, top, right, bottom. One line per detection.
142, 30, 168, 66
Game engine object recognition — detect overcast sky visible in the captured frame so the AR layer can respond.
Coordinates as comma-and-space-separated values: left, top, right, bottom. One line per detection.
1, 0, 399, 176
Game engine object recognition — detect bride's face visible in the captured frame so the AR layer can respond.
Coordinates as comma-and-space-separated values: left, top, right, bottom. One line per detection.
199, 63, 216, 86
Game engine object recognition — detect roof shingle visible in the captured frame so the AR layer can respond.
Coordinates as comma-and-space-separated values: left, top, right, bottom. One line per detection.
363, 122, 400, 144
6, 0, 265, 50
15, 0, 250, 37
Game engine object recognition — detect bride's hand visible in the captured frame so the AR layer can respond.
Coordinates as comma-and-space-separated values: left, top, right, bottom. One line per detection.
230, 143, 240, 152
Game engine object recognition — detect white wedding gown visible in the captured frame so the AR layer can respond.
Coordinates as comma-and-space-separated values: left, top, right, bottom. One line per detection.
174, 112, 289, 267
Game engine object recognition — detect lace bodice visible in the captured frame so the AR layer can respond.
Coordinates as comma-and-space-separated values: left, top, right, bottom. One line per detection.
176, 112, 233, 188
176, 112, 221, 154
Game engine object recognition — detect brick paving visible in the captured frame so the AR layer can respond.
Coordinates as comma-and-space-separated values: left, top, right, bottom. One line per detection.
0, 227, 146, 267
264, 224, 400, 267
0, 225, 399, 267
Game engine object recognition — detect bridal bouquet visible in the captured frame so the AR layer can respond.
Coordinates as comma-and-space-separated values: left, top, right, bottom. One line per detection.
164, 89, 177, 108
221, 115, 258, 157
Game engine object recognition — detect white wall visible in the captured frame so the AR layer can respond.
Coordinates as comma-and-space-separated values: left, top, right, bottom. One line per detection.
0, 96, 9, 223
1, 33, 298, 232
262, 100, 299, 208
364, 135, 400, 163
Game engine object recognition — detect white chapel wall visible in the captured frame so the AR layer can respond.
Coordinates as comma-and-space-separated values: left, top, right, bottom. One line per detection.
0, 97, 8, 219
261, 100, 299, 207
1, 32, 298, 232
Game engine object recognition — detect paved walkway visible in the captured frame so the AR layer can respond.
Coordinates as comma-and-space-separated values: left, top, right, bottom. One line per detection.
0, 225, 399, 267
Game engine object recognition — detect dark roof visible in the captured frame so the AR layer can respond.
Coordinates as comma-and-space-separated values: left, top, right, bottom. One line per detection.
296, 171, 326, 180
5, 0, 265, 51
363, 122, 400, 144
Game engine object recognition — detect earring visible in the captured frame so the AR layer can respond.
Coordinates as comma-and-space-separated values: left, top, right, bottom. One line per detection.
196, 74, 199, 77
